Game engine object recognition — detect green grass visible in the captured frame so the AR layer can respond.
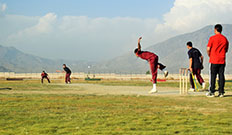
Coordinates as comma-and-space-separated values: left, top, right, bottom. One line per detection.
0, 80, 81, 91
1, 79, 230, 91
0, 80, 179, 92
1, 94, 232, 134
0, 80, 232, 134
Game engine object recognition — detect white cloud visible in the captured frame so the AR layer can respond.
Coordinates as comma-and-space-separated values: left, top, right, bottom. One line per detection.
10, 13, 57, 37
1, 3, 6, 11
4, 13, 57, 49
34, 13, 57, 33
0, 3, 6, 12
156, 0, 232, 37
0, 14, 39, 41
0, 3, 6, 16
2, 0, 232, 61
3, 13, 159, 61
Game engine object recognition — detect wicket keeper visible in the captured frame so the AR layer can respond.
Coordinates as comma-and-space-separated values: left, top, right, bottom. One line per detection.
41, 71, 50, 84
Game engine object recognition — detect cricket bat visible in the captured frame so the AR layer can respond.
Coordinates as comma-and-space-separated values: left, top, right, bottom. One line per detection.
191, 72, 199, 91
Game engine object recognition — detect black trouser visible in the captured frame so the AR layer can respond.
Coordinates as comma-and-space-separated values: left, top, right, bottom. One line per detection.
41, 76, 50, 83
158, 63, 166, 71
210, 64, 225, 94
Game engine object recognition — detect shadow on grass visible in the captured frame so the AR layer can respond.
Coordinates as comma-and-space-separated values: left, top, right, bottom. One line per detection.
0, 88, 12, 90
224, 95, 232, 97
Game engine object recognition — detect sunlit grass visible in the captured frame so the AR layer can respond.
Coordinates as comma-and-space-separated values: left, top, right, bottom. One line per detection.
0, 80, 232, 134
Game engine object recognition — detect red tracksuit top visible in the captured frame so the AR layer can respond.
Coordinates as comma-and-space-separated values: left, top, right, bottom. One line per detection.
136, 51, 157, 61
41, 73, 48, 77
207, 34, 229, 64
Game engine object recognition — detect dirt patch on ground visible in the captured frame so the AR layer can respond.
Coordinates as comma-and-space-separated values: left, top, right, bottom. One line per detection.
0, 83, 208, 96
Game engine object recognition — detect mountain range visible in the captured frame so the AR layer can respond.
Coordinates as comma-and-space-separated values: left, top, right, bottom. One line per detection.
97, 24, 232, 74
0, 45, 95, 73
1, 24, 232, 73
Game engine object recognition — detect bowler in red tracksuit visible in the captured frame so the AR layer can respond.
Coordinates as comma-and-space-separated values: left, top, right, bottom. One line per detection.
41, 71, 50, 84
134, 37, 168, 94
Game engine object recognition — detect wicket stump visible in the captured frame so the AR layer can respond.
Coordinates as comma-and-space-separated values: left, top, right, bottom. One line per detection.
179, 68, 188, 95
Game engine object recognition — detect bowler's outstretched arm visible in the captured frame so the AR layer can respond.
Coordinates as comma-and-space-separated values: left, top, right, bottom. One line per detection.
138, 37, 142, 51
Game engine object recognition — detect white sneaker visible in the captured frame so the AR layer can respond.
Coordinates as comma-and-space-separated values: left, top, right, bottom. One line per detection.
206, 92, 215, 97
189, 88, 195, 92
202, 82, 206, 89
164, 71, 169, 78
149, 88, 158, 94
218, 93, 224, 98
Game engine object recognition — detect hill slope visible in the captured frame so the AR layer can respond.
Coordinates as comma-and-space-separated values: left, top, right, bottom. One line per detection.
99, 24, 232, 74
1, 24, 232, 74
0, 45, 94, 73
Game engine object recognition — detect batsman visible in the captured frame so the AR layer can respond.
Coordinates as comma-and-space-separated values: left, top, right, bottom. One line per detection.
186, 41, 206, 91
134, 37, 168, 94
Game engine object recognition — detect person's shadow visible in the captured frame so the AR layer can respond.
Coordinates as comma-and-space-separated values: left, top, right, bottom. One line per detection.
224, 95, 232, 97
0, 88, 12, 90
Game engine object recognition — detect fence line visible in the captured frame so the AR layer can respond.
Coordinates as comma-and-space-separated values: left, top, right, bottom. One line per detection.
1, 72, 232, 80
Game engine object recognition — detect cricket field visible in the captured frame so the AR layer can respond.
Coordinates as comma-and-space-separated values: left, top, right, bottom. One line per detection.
0, 80, 232, 135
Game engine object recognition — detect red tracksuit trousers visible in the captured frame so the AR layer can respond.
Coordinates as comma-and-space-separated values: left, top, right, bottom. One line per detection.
149, 56, 159, 84
190, 68, 204, 88
65, 73, 71, 83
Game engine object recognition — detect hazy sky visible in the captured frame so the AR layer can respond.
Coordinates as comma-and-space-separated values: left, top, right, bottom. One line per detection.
1, 0, 232, 61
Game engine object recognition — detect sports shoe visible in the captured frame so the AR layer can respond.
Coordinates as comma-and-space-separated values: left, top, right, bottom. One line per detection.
189, 88, 195, 92
206, 92, 215, 97
164, 71, 169, 78
218, 93, 224, 98
149, 88, 158, 94
202, 82, 206, 89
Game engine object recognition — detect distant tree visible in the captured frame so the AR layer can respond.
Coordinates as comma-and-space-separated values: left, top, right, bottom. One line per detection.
146, 70, 150, 75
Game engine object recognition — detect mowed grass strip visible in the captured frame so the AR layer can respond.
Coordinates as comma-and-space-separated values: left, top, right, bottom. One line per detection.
0, 79, 180, 90
2, 79, 232, 92
0, 80, 82, 91
0, 94, 232, 135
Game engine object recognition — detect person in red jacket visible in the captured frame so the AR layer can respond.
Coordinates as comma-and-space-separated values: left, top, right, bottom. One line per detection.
206, 24, 229, 97
134, 37, 168, 94
41, 71, 50, 84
